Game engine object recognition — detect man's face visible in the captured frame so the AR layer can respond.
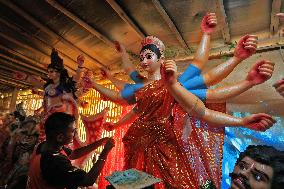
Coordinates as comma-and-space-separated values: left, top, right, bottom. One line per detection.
230, 156, 273, 189
57, 122, 76, 145
65, 122, 76, 144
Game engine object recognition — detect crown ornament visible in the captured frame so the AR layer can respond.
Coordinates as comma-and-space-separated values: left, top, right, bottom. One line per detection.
141, 36, 165, 55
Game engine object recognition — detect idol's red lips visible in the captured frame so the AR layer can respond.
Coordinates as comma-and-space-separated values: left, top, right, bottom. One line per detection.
141, 64, 149, 68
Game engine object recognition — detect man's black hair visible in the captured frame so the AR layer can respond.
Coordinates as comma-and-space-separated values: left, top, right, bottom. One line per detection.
44, 112, 75, 140
236, 145, 284, 189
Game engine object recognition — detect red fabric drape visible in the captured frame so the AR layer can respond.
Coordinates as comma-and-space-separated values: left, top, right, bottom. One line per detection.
98, 105, 133, 188
98, 102, 226, 188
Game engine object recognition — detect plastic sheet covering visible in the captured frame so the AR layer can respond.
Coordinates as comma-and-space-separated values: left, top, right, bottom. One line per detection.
221, 112, 284, 189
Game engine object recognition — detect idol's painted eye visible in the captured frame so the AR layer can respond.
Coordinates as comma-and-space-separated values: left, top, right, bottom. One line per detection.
146, 54, 152, 59
48, 69, 58, 74
140, 56, 144, 62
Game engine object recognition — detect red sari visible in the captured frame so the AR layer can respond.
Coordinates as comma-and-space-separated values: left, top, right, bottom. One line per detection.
122, 80, 225, 188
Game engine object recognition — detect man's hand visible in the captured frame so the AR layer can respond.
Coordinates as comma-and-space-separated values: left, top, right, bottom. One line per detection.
104, 138, 115, 150
100, 137, 113, 145
246, 60, 274, 85
201, 13, 217, 34
234, 35, 258, 60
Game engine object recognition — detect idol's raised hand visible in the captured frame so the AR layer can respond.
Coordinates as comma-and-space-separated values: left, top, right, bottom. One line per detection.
273, 79, 284, 97
276, 13, 284, 20
77, 54, 85, 67
114, 41, 136, 75
242, 113, 276, 132
161, 60, 177, 85
246, 60, 274, 85
114, 41, 127, 55
276, 13, 284, 37
100, 66, 111, 78
234, 35, 258, 60
201, 13, 217, 35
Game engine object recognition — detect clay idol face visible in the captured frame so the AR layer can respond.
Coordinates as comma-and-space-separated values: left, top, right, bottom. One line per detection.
47, 68, 60, 81
139, 36, 165, 73
140, 48, 160, 72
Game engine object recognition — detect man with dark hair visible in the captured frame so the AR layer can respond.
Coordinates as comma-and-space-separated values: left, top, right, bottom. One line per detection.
27, 112, 115, 189
230, 145, 284, 189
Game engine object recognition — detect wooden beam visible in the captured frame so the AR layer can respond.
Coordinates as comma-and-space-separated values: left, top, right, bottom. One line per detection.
0, 57, 44, 76
174, 36, 284, 62
0, 52, 46, 75
0, 30, 75, 75
0, 32, 76, 74
0, 72, 32, 86
270, 0, 282, 36
215, 0, 231, 43
0, 63, 19, 72
0, 81, 17, 91
0, 17, 77, 71
0, 80, 17, 87
0, 79, 20, 88
0, 44, 46, 72
151, 0, 189, 49
105, 0, 146, 39
0, 77, 28, 89
1, 0, 104, 67
0, 62, 47, 83
0, 32, 49, 62
175, 41, 284, 62
46, 0, 114, 47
